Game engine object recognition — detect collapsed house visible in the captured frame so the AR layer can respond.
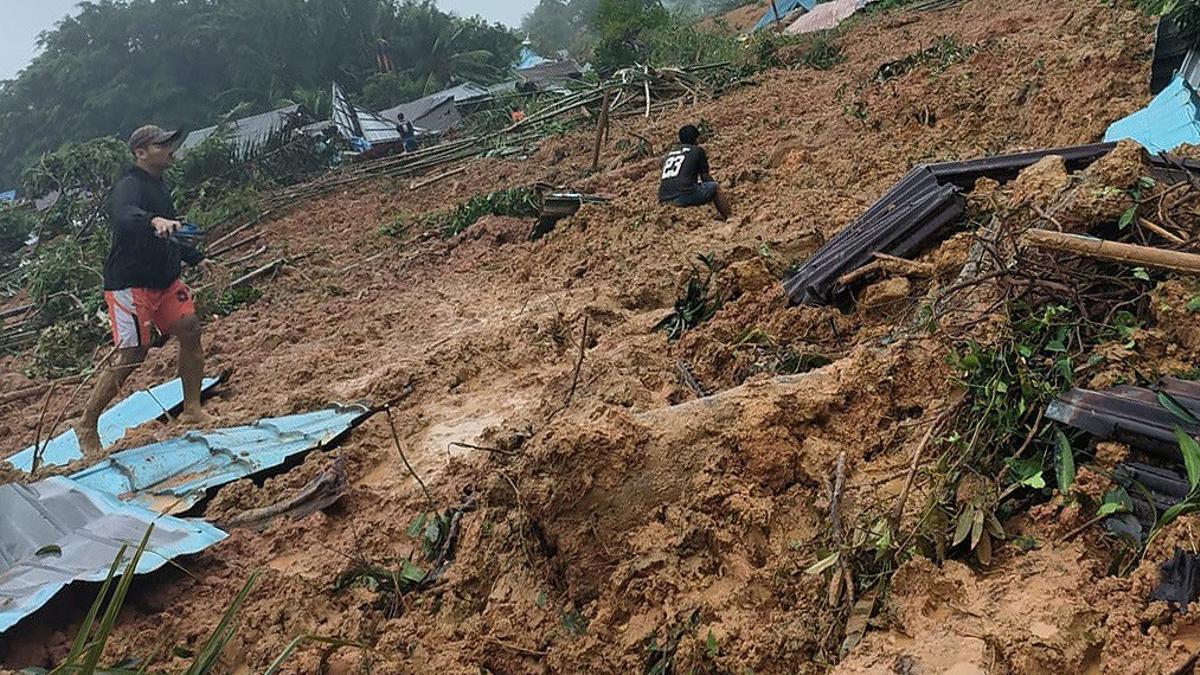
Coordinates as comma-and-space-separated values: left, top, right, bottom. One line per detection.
177, 104, 313, 158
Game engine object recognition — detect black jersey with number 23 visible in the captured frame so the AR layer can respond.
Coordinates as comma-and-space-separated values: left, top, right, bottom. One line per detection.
657, 144, 710, 202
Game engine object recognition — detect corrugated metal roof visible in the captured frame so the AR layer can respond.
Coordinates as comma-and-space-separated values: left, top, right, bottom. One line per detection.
436, 82, 490, 102
68, 404, 372, 514
1046, 377, 1200, 463
783, 167, 963, 305
179, 105, 306, 158
754, 0, 816, 31
516, 59, 583, 87
782, 143, 1133, 306
0, 477, 225, 633
332, 82, 403, 146
517, 46, 550, 70
785, 0, 870, 35
379, 95, 461, 134
1105, 75, 1200, 154
1152, 16, 1196, 95
4, 376, 221, 472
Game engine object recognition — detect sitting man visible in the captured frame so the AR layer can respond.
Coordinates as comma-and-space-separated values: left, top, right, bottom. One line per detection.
657, 124, 731, 220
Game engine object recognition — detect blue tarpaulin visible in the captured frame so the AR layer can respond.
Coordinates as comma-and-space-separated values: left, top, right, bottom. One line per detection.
754, 0, 816, 31
0, 190, 15, 202
1105, 75, 1200, 153
4, 376, 222, 472
0, 477, 225, 633
70, 405, 371, 513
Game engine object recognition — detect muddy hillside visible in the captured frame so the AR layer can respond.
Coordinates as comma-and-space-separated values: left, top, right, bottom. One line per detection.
6, 0, 1200, 672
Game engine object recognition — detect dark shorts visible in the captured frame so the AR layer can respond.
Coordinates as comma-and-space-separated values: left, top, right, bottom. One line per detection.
667, 181, 718, 208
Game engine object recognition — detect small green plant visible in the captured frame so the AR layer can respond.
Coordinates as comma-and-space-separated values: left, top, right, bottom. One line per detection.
40, 525, 343, 675
214, 286, 263, 316
643, 610, 700, 674
432, 186, 541, 238
1117, 176, 1157, 231
873, 35, 976, 84
654, 253, 724, 341
798, 32, 845, 71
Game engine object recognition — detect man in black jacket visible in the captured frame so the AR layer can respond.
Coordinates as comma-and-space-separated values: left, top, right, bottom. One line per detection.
657, 124, 731, 220
75, 125, 212, 457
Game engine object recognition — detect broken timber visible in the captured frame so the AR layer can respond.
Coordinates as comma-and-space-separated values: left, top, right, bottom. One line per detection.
1022, 229, 1200, 275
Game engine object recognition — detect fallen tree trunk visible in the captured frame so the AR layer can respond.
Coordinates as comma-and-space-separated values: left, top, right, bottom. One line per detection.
1022, 229, 1200, 275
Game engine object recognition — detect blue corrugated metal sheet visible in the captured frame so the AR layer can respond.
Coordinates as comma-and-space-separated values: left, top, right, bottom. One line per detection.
4, 376, 221, 472
1105, 75, 1200, 153
69, 405, 371, 513
754, 0, 816, 31
517, 46, 549, 70
0, 477, 225, 633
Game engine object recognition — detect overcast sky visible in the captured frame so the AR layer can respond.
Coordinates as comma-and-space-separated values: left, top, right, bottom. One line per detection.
0, 0, 538, 81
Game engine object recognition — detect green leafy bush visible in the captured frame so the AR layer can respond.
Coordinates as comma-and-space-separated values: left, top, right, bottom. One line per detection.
434, 186, 542, 238
654, 253, 724, 340
20, 137, 128, 238
0, 203, 36, 253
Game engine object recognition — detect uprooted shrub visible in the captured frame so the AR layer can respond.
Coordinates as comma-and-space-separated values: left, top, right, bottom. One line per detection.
425, 186, 542, 238
21, 234, 110, 377
655, 253, 725, 341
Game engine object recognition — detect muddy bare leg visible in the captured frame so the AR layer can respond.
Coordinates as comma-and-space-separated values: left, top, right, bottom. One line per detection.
75, 347, 147, 456
173, 314, 211, 425
713, 185, 732, 221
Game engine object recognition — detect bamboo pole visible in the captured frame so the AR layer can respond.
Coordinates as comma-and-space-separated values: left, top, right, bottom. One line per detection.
1022, 229, 1200, 275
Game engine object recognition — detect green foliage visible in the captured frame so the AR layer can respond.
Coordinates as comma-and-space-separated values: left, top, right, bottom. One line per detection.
433, 186, 542, 238
216, 286, 264, 316
0, 203, 36, 254
593, 0, 671, 72
646, 12, 740, 67
20, 137, 128, 238
28, 319, 108, 379
1054, 430, 1076, 496
360, 72, 427, 111
0, 0, 519, 184
873, 35, 976, 84
1137, 0, 1200, 34
522, 0, 601, 56
654, 253, 723, 341
867, 0, 927, 13
24, 235, 107, 324
948, 305, 1079, 462
46, 525, 280, 675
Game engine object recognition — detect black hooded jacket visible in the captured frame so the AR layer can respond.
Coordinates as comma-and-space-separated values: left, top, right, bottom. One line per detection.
103, 166, 202, 290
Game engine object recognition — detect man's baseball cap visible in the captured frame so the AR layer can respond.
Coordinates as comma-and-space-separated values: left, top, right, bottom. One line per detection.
128, 125, 181, 151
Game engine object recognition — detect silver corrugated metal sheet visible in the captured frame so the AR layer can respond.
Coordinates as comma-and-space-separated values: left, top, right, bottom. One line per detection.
379, 95, 461, 134
179, 105, 306, 158
0, 477, 226, 633
4, 376, 221, 472
69, 404, 372, 514
332, 82, 403, 145
516, 59, 583, 87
